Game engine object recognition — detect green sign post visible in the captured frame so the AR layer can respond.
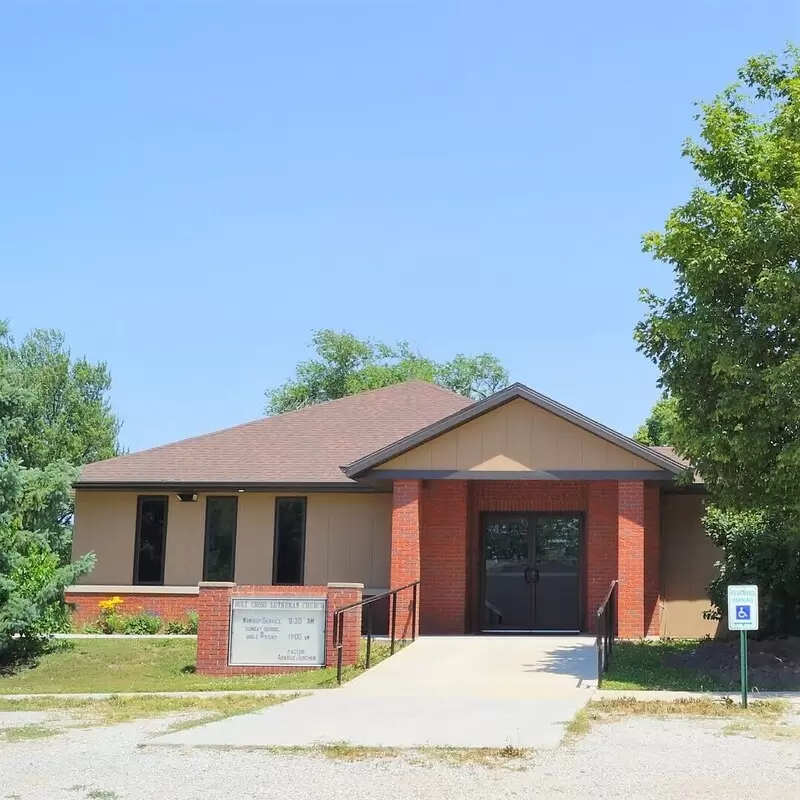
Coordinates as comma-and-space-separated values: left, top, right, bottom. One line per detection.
727, 584, 759, 708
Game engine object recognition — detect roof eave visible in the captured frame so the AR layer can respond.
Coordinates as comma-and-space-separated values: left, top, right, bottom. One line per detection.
73, 480, 379, 493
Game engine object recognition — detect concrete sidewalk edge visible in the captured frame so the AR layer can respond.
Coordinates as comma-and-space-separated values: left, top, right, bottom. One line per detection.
594, 689, 800, 702
0, 689, 318, 701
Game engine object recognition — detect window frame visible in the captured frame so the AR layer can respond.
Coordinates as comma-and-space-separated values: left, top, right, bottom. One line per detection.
132, 495, 169, 586
202, 495, 239, 583
272, 496, 307, 585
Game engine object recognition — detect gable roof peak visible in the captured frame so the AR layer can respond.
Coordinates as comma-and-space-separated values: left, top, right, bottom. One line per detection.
343, 381, 688, 477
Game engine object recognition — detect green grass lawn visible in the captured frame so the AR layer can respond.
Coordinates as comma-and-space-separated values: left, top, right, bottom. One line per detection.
0, 638, 396, 694
604, 640, 729, 691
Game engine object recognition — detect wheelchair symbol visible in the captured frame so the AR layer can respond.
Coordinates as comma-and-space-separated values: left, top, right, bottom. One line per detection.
735, 605, 751, 621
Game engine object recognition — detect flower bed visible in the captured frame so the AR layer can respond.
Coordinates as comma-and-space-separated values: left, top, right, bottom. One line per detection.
80, 596, 199, 636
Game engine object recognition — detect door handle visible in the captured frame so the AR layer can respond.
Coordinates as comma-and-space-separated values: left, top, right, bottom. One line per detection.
524, 566, 533, 583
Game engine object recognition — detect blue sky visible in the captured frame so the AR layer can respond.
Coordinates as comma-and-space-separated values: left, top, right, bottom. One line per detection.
2, 2, 797, 453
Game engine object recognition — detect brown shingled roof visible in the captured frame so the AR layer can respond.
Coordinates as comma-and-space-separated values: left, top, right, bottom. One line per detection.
648, 445, 689, 467
77, 381, 473, 487
649, 445, 703, 483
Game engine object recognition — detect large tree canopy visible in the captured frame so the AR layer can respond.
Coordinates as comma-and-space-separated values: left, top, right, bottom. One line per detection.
266, 329, 510, 414
1, 326, 121, 471
635, 47, 800, 509
0, 322, 118, 653
0, 343, 94, 654
633, 395, 679, 447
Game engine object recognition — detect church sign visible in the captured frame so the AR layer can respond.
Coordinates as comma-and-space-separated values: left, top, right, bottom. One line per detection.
228, 596, 327, 667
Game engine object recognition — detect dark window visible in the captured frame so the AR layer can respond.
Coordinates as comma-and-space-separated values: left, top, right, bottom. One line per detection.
273, 497, 306, 585
134, 496, 168, 585
203, 496, 238, 582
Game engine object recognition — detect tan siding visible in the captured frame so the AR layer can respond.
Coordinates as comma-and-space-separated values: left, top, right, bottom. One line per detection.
72, 490, 390, 590
661, 494, 722, 638
377, 398, 662, 472
304, 494, 392, 588
72, 492, 138, 584
163, 495, 205, 585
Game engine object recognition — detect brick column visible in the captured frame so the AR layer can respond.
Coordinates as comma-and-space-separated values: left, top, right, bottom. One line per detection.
196, 581, 236, 675
325, 583, 363, 668
420, 480, 468, 634
618, 481, 646, 638
586, 481, 619, 633
644, 485, 662, 637
390, 479, 422, 639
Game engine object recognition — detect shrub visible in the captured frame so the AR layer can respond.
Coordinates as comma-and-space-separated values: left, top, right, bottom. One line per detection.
123, 611, 162, 635
95, 598, 163, 634
185, 610, 199, 635
89, 602, 197, 636
704, 505, 800, 637
164, 611, 199, 635
97, 596, 126, 634
10, 544, 74, 636
81, 622, 102, 635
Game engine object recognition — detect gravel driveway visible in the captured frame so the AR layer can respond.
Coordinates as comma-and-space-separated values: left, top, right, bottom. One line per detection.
2, 709, 799, 800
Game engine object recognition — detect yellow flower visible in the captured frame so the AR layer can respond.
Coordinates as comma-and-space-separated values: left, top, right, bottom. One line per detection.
98, 596, 124, 612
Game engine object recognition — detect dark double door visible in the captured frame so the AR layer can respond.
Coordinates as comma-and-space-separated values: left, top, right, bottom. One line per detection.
482, 513, 582, 633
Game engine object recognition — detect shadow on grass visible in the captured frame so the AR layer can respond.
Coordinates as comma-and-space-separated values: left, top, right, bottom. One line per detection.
0, 639, 75, 678
606, 638, 800, 691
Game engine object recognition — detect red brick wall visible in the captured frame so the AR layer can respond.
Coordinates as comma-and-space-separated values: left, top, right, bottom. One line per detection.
618, 481, 646, 638
390, 480, 422, 639
586, 482, 619, 633
471, 481, 588, 514
196, 583, 362, 676
420, 480, 468, 634
644, 484, 662, 637
412, 479, 659, 637
66, 591, 198, 628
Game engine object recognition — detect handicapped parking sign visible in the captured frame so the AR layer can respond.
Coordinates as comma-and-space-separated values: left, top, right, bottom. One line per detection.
728, 584, 759, 708
728, 585, 758, 631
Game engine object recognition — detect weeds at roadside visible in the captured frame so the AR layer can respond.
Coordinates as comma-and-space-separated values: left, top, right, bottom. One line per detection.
563, 707, 593, 741
252, 742, 533, 768
418, 744, 531, 769
0, 724, 63, 742
0, 694, 291, 731
721, 712, 800, 742
319, 741, 397, 761
564, 696, 790, 743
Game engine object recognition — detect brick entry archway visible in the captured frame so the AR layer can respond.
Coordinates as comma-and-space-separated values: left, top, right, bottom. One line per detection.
390, 478, 661, 639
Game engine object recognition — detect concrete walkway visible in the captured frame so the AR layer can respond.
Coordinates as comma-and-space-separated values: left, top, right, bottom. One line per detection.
150, 636, 596, 750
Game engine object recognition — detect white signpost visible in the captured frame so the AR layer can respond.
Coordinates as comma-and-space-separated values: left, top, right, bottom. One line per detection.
727, 584, 759, 707
228, 596, 326, 667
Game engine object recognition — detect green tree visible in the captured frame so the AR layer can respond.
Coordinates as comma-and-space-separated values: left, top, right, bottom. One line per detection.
266, 329, 509, 414
633, 395, 679, 446
702, 505, 800, 637
0, 354, 94, 657
0, 326, 121, 470
635, 47, 800, 509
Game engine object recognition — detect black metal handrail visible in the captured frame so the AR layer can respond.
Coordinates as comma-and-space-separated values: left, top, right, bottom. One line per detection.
333, 580, 420, 685
596, 579, 618, 688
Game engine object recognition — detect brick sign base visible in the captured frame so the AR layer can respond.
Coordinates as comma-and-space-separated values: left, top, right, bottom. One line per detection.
196, 582, 363, 676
